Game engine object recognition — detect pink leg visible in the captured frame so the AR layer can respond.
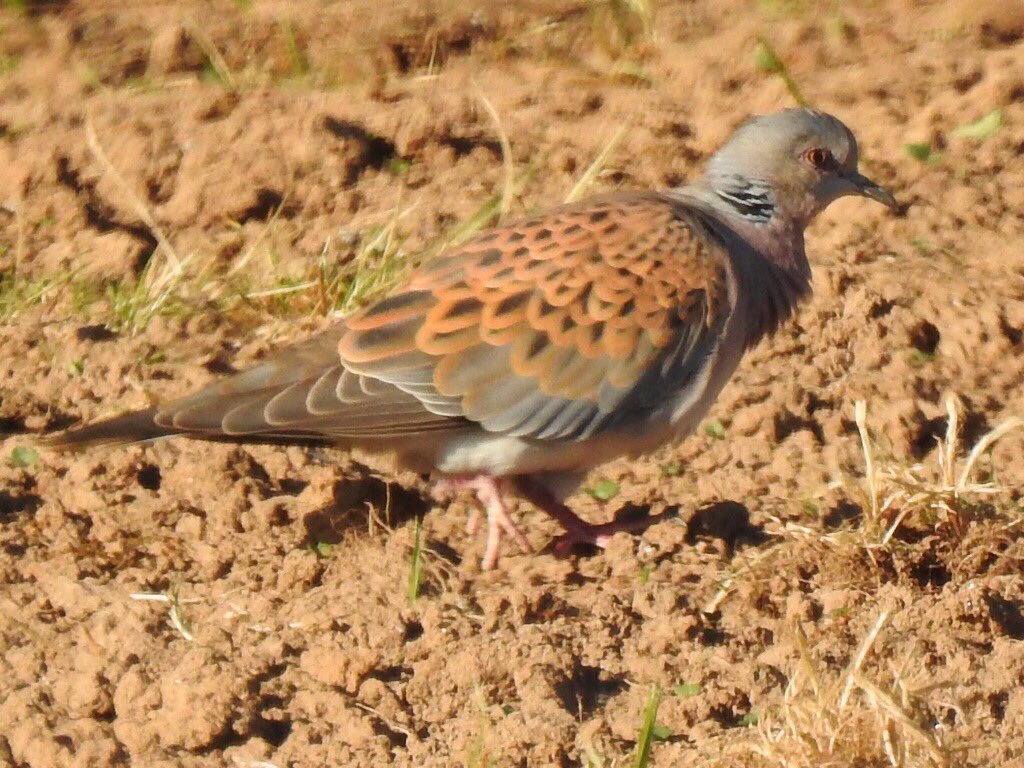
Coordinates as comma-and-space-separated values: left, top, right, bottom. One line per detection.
511, 476, 673, 557
436, 476, 532, 569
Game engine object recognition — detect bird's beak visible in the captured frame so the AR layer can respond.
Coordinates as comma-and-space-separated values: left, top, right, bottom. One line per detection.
847, 171, 897, 209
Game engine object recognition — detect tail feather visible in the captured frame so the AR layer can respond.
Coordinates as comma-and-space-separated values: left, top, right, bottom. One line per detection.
43, 408, 176, 451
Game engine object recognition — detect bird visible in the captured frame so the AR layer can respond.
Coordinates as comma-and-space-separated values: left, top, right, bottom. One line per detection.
46, 108, 897, 569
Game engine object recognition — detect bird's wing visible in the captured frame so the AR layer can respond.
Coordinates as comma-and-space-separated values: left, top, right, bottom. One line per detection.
63, 192, 732, 447
331, 192, 733, 441
151, 326, 463, 439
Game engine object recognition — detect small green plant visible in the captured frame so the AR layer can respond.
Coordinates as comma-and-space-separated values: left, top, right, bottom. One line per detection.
327, 224, 410, 315
704, 419, 726, 439
76, 63, 103, 91
465, 684, 494, 768
0, 270, 70, 322
904, 142, 937, 163
9, 446, 38, 468
908, 348, 936, 366
140, 349, 167, 365
279, 18, 310, 78
385, 156, 411, 176
911, 237, 935, 255
191, 28, 237, 89
0, 52, 20, 75
590, 0, 655, 56
673, 682, 701, 697
1, 0, 29, 15
308, 539, 334, 559
585, 478, 620, 502
105, 262, 190, 332
756, 0, 804, 16
129, 583, 195, 641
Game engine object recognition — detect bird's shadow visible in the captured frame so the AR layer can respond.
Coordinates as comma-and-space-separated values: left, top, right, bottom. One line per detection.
302, 471, 430, 548
547, 498, 767, 559
686, 500, 767, 555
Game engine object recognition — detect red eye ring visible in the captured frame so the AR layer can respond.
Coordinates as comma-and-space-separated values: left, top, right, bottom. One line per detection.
804, 147, 833, 170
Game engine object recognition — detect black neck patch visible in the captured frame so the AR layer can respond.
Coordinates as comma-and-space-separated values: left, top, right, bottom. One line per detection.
714, 177, 775, 223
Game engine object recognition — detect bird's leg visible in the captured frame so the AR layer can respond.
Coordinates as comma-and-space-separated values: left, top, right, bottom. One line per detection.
435, 476, 532, 569
511, 476, 665, 557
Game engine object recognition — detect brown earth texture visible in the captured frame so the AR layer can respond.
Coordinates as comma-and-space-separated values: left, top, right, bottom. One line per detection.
3, 0, 1024, 766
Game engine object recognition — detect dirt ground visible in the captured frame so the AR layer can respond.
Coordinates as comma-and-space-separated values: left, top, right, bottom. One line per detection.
2, 0, 1024, 766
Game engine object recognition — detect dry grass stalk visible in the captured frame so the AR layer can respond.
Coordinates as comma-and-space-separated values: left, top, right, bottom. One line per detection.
565, 126, 627, 203
854, 395, 1022, 543
84, 118, 183, 271
783, 395, 1024, 553
748, 612, 948, 768
473, 83, 515, 221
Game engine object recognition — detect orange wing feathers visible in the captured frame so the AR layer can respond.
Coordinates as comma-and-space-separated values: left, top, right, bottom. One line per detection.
336, 193, 729, 440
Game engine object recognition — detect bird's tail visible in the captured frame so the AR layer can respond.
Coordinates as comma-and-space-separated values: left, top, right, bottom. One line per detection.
42, 408, 176, 451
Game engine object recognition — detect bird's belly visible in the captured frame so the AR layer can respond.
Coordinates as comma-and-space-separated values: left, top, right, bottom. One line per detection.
429, 427, 670, 478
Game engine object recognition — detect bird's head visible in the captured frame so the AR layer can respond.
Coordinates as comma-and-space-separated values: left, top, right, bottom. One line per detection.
704, 108, 897, 226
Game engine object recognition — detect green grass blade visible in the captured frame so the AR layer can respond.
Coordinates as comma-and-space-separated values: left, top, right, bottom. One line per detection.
407, 517, 424, 605
953, 109, 1001, 141
632, 686, 662, 768
754, 37, 808, 106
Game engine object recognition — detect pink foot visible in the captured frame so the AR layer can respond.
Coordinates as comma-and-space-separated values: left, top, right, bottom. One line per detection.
511, 476, 674, 558
436, 477, 532, 569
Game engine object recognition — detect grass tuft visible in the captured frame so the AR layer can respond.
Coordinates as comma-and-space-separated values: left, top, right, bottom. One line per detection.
129, 583, 196, 642
465, 684, 495, 768
279, 18, 310, 79
853, 395, 1021, 544
0, 269, 75, 322
749, 612, 949, 767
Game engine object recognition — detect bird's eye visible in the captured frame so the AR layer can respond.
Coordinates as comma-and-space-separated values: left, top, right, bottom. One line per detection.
803, 147, 834, 170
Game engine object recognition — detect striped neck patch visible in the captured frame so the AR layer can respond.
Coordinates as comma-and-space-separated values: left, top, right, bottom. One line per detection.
713, 177, 776, 224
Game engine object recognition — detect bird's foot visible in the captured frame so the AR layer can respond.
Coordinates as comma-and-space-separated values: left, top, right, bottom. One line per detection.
511, 475, 670, 558
550, 515, 666, 557
436, 476, 531, 570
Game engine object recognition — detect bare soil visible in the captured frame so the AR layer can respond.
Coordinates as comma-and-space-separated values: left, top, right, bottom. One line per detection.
2, 1, 1024, 766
